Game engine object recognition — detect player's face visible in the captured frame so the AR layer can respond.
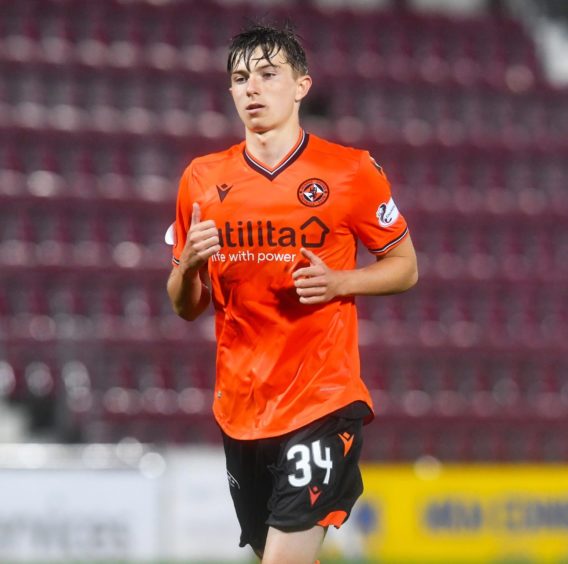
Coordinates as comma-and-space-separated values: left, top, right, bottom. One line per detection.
229, 47, 311, 133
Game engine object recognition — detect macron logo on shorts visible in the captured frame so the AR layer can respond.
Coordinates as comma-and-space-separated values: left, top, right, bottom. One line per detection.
309, 485, 322, 506
338, 432, 354, 456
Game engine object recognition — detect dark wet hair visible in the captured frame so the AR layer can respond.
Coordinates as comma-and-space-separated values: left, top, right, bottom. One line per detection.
227, 22, 309, 76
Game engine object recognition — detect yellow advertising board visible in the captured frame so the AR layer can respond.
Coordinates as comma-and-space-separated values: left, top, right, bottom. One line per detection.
334, 462, 568, 563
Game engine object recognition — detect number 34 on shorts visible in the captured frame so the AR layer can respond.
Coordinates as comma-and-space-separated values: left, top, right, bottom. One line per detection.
278, 416, 363, 511
287, 440, 334, 487
264, 416, 364, 530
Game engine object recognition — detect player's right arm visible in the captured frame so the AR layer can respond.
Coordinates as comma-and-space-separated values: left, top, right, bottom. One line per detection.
167, 202, 220, 321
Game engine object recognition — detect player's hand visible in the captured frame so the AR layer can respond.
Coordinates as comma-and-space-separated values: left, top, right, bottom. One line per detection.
292, 248, 344, 304
179, 203, 220, 274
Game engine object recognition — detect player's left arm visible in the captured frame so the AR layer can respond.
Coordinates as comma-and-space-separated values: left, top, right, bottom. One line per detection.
293, 236, 418, 305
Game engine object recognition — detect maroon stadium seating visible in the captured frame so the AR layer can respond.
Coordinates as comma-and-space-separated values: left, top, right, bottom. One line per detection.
0, 0, 567, 459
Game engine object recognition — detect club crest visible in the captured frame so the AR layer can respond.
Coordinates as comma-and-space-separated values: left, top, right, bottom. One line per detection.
297, 178, 330, 207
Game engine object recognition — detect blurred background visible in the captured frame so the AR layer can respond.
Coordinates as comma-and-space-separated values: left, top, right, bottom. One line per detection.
0, 0, 567, 562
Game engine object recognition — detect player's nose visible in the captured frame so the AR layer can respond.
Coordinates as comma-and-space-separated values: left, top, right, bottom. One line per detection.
246, 75, 260, 95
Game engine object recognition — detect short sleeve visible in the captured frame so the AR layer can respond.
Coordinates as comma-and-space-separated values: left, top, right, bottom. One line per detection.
168, 163, 193, 266
349, 152, 409, 255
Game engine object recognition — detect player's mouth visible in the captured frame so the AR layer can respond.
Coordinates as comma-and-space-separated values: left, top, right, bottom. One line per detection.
246, 103, 265, 113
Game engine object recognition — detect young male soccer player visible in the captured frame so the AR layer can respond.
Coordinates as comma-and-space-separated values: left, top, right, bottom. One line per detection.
167, 24, 418, 564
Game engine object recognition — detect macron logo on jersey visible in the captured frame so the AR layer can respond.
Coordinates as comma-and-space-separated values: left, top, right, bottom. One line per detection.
376, 198, 400, 227
216, 183, 233, 202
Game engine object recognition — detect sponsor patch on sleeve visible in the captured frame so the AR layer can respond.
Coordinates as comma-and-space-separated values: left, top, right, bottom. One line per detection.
376, 198, 400, 227
164, 222, 176, 245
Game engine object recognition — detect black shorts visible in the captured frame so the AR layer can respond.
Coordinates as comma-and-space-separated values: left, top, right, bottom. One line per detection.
221, 406, 366, 553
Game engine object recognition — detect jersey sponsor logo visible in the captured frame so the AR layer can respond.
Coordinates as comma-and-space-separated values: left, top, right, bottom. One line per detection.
376, 197, 400, 227
217, 216, 330, 249
216, 183, 233, 202
297, 178, 330, 207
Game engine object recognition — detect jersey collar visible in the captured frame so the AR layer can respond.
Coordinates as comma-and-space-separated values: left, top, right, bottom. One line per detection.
243, 129, 310, 181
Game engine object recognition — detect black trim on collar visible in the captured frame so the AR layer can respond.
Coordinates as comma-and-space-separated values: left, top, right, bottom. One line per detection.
243, 131, 310, 181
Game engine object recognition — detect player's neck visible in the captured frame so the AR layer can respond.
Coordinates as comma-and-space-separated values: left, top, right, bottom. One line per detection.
244, 123, 302, 169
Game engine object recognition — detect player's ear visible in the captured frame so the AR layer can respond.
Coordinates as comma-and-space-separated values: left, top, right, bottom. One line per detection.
295, 74, 312, 102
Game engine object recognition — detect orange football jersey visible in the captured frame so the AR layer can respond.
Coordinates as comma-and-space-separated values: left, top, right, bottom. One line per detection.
172, 130, 409, 440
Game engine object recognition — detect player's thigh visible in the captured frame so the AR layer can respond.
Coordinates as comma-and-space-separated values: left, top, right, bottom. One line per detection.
262, 525, 325, 564
267, 415, 364, 531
